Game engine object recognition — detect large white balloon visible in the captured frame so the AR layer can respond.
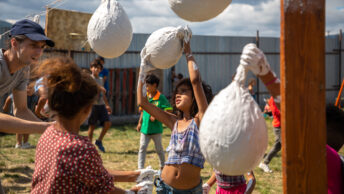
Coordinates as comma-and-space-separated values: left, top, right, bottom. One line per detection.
199, 65, 268, 175
141, 26, 192, 69
168, 0, 232, 22
87, 0, 132, 58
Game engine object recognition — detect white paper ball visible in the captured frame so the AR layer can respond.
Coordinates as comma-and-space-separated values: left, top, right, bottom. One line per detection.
200, 80, 268, 175
87, 0, 132, 58
142, 26, 191, 69
168, 0, 232, 22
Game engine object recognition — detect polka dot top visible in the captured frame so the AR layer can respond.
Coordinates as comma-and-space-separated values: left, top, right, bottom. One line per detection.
31, 125, 115, 194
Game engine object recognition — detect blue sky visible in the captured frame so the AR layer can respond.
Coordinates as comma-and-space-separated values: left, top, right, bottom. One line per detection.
0, 0, 343, 37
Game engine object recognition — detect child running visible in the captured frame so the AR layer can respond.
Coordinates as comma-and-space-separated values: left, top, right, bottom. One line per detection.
87, 59, 112, 152
137, 41, 213, 193
31, 57, 154, 194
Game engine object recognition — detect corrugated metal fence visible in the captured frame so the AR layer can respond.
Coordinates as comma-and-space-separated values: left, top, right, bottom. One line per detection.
1, 30, 343, 115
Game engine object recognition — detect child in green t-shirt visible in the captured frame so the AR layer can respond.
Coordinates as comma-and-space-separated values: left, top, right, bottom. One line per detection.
136, 74, 172, 170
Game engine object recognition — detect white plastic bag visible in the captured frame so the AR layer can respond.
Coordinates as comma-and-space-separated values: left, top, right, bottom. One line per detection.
199, 65, 268, 175
141, 26, 192, 69
168, 0, 232, 22
87, 0, 132, 58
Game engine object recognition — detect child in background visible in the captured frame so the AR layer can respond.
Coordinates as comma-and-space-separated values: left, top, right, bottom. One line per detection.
88, 60, 112, 152
263, 98, 272, 118
31, 57, 154, 194
137, 74, 172, 170
97, 56, 111, 98
137, 41, 213, 193
259, 96, 281, 173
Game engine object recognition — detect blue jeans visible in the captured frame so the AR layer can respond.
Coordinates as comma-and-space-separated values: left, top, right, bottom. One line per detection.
154, 177, 202, 194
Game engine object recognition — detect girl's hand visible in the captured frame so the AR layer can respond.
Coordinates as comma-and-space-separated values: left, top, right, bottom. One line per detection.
202, 183, 211, 194
135, 181, 153, 194
240, 43, 271, 76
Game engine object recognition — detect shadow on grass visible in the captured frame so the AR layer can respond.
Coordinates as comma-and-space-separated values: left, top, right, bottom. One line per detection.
2, 172, 32, 184
0, 152, 12, 162
1, 166, 33, 178
106, 150, 157, 155
3, 185, 28, 193
0, 145, 15, 149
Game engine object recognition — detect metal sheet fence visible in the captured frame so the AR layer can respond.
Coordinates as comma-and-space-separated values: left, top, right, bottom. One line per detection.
1, 29, 343, 113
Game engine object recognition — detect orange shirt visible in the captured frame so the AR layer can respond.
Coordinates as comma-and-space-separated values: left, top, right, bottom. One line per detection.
268, 96, 281, 128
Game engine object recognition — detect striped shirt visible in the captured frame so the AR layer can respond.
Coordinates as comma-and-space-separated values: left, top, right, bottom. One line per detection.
31, 126, 115, 194
165, 119, 205, 168
214, 169, 246, 189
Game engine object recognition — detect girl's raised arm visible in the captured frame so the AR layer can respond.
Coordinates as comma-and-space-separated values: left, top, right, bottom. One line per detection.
184, 42, 208, 121
137, 70, 177, 130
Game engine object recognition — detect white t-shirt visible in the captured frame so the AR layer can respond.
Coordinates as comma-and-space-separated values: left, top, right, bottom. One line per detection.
91, 75, 105, 105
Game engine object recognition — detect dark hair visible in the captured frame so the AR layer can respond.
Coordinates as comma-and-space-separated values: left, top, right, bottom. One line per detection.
90, 59, 103, 70
326, 104, 344, 151
7, 35, 27, 49
145, 74, 160, 87
37, 57, 99, 118
81, 68, 92, 74
97, 56, 105, 63
171, 78, 213, 119
177, 73, 183, 79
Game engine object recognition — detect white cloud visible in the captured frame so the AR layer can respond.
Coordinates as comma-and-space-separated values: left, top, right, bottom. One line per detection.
0, 0, 343, 37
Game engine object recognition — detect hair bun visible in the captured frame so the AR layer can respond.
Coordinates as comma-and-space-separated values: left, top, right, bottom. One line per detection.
38, 57, 82, 93
61, 65, 82, 93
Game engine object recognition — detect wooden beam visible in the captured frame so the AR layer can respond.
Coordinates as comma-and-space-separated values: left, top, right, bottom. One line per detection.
280, 0, 327, 193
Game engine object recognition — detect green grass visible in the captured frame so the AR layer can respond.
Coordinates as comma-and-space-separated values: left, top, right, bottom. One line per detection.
0, 119, 285, 193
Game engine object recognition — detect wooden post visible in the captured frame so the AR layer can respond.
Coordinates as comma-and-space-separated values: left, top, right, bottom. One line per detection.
280, 0, 327, 193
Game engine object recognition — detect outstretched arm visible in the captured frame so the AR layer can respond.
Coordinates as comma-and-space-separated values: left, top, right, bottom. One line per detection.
0, 112, 48, 133
184, 42, 208, 121
107, 170, 140, 182
13, 89, 41, 122
203, 172, 216, 193
0, 89, 50, 134
258, 72, 280, 109
240, 44, 280, 108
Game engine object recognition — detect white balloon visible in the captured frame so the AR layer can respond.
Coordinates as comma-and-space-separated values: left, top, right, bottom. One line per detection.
87, 0, 132, 58
168, 0, 232, 22
141, 26, 192, 69
199, 65, 268, 175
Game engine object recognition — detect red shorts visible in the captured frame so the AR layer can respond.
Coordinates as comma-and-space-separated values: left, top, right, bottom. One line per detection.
216, 184, 247, 194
